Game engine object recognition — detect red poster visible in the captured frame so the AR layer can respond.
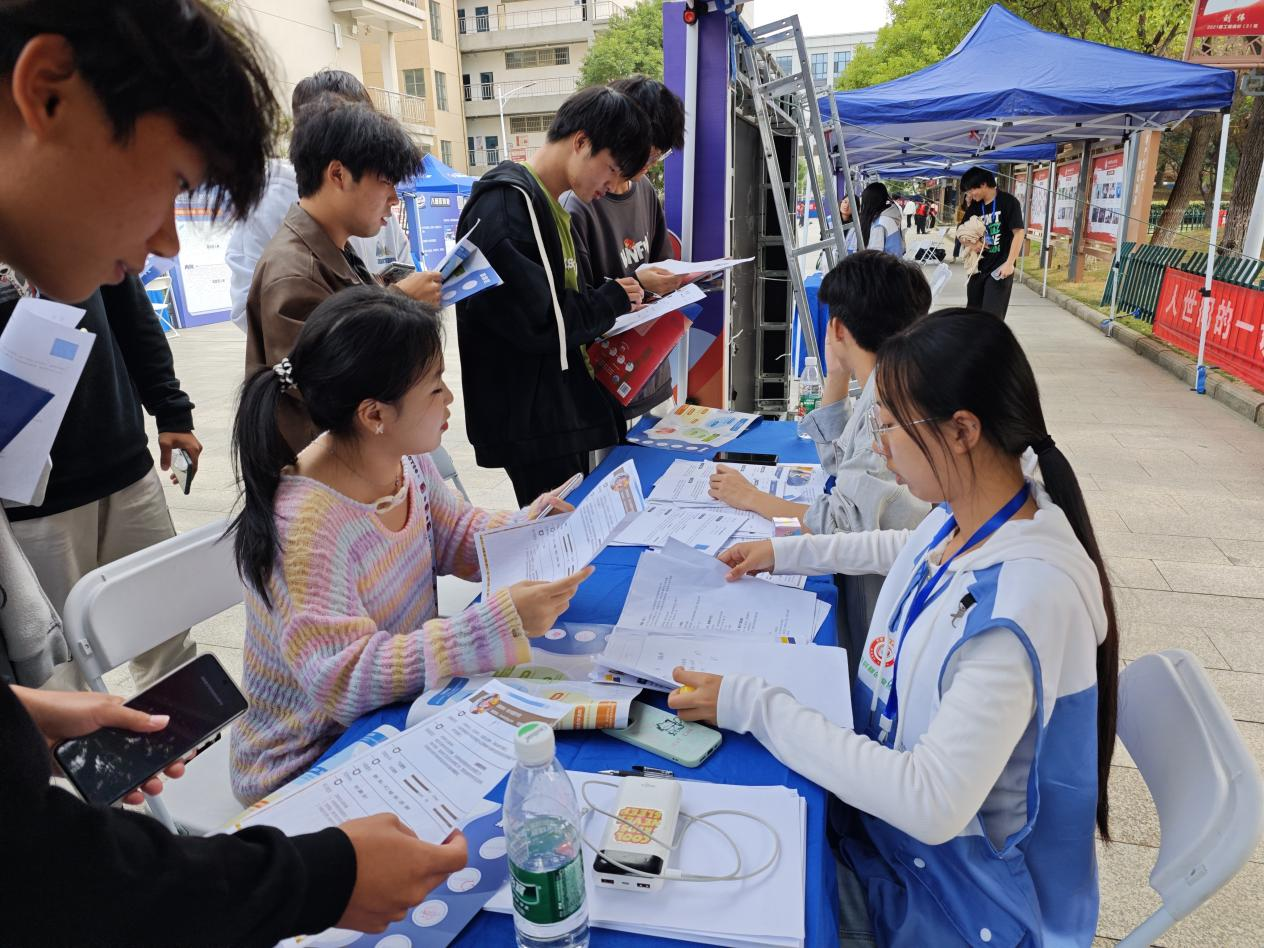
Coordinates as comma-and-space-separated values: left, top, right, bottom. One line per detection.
1194, 0, 1264, 37
1028, 167, 1050, 232
1052, 161, 1080, 237
588, 311, 691, 407
1085, 152, 1125, 245
1153, 266, 1264, 391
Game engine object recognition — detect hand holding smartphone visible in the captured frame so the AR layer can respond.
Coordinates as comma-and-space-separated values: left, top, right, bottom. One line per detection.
53, 654, 247, 807
172, 448, 195, 495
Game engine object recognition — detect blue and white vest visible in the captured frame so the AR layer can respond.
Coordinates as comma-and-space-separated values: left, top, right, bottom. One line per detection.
842, 498, 1102, 947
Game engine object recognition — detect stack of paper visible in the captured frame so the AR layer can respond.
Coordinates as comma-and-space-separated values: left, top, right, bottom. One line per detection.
486, 773, 807, 948
406, 675, 642, 731
603, 283, 705, 337
475, 461, 644, 595
646, 458, 825, 507
609, 503, 750, 555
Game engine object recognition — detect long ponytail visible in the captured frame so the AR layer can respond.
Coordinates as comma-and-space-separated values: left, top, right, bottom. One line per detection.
876, 308, 1118, 839
230, 366, 296, 607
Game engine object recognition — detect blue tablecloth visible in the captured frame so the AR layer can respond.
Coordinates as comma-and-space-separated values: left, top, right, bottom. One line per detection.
324, 419, 840, 947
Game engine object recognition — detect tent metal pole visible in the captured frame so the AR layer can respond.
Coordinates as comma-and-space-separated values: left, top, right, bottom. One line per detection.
1041, 160, 1054, 298
1195, 111, 1231, 395
1019, 161, 1033, 275
1108, 127, 1139, 322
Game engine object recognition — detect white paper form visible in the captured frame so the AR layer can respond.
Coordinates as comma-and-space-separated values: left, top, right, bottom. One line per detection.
487, 775, 807, 948
407, 676, 641, 731
227, 681, 569, 840
0, 299, 94, 504
647, 458, 782, 506
636, 256, 754, 277
617, 539, 823, 639
609, 503, 748, 555
604, 283, 704, 337
775, 463, 827, 502
477, 461, 645, 596
598, 630, 852, 728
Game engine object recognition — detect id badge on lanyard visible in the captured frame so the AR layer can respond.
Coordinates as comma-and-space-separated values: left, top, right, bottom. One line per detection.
876, 483, 1030, 747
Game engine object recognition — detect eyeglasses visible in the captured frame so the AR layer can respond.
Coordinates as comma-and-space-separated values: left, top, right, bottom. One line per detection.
865, 402, 941, 445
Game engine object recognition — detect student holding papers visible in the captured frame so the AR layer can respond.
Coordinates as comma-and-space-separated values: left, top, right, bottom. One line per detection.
709, 251, 932, 672
563, 76, 687, 417
230, 287, 591, 802
676, 311, 1119, 947
454, 86, 649, 505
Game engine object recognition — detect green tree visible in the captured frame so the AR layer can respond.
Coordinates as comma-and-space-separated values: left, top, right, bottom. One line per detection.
580, 0, 664, 87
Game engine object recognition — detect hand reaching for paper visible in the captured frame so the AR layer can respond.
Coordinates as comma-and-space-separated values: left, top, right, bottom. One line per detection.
667, 667, 723, 725
508, 566, 594, 636
707, 464, 761, 511
717, 540, 775, 581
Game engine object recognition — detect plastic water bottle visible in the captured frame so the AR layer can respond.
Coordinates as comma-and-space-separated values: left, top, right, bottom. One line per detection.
505, 722, 589, 948
796, 356, 824, 438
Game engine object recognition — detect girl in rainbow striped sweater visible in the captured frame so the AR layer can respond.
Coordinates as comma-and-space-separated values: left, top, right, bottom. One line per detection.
228, 286, 590, 803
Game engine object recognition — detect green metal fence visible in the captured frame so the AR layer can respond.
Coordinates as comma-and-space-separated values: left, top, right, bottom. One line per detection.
1100, 243, 1186, 322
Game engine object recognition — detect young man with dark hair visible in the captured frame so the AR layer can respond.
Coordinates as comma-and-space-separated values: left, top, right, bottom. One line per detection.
456, 85, 650, 504
0, 3, 465, 943
226, 68, 426, 330
562, 76, 686, 419
959, 165, 1026, 319
708, 251, 932, 673
244, 97, 437, 453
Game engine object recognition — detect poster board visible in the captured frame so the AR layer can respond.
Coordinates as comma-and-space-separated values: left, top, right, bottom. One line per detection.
1029, 166, 1051, 233
1085, 151, 1125, 245
1052, 160, 1080, 236
170, 201, 232, 328
1013, 171, 1029, 221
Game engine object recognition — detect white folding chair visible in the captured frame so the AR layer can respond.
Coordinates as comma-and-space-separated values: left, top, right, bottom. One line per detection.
1116, 649, 1264, 946
61, 518, 245, 834
429, 447, 483, 618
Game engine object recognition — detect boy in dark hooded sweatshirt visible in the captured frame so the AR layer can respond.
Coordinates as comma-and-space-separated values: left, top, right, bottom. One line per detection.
455, 86, 649, 505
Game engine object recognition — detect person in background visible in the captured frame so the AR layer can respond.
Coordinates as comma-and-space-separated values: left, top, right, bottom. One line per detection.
959, 165, 1026, 319
225, 68, 431, 332
230, 287, 589, 802
913, 198, 927, 234
455, 86, 648, 506
857, 182, 906, 256
244, 97, 438, 454
1, 274, 199, 690
677, 310, 1118, 947
562, 75, 686, 421
0, 2, 465, 942
706, 251, 932, 675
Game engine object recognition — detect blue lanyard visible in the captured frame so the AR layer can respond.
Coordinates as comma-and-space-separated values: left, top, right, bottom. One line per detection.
877, 482, 1031, 745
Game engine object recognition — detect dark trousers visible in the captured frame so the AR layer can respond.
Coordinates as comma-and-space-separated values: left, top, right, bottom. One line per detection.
914, 215, 927, 234
966, 270, 1015, 320
504, 452, 590, 507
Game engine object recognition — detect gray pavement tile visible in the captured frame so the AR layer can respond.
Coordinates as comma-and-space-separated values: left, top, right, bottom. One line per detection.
1115, 621, 1229, 669
1154, 562, 1264, 600
1106, 556, 1172, 591
1113, 587, 1264, 640
1098, 533, 1231, 565
1206, 629, 1264, 674
1214, 539, 1264, 567
1201, 668, 1264, 722
191, 604, 247, 650
1115, 508, 1264, 541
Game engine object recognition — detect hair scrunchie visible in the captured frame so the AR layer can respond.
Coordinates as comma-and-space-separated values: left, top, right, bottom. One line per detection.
1031, 434, 1056, 456
273, 357, 295, 392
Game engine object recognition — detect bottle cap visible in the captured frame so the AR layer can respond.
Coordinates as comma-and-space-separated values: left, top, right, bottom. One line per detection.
514, 721, 555, 766
804, 356, 819, 366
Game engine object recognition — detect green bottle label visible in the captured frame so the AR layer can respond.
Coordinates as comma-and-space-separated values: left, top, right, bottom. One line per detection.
510, 853, 586, 930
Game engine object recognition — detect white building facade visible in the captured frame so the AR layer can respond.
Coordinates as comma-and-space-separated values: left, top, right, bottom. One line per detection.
766, 29, 878, 91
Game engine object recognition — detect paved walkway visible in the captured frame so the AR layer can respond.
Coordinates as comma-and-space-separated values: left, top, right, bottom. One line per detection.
136, 267, 1263, 946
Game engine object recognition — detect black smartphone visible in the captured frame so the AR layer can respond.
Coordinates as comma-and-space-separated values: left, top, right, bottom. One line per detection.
54, 654, 247, 807
712, 450, 778, 466
172, 448, 195, 495
379, 262, 417, 286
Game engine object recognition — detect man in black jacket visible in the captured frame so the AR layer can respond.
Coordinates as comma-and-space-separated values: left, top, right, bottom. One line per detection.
455, 86, 649, 505
0, 2, 468, 942
2, 274, 201, 691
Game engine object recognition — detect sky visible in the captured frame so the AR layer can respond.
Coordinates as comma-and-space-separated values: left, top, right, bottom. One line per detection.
749, 0, 889, 36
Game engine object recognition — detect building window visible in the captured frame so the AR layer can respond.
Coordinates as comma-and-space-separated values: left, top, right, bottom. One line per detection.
479, 71, 494, 100
440, 140, 453, 166
509, 113, 555, 134
833, 50, 852, 75
774, 54, 793, 74
429, 0, 442, 41
458, 7, 466, 33
435, 71, 448, 111
506, 46, 570, 69
810, 52, 827, 83
462, 73, 471, 101
475, 4, 489, 31
485, 134, 499, 163
403, 68, 427, 99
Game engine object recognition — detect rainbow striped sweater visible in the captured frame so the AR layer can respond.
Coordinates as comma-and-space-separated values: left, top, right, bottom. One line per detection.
230, 454, 531, 803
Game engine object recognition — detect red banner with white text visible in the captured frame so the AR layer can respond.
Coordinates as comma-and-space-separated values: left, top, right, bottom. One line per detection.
1153, 266, 1264, 391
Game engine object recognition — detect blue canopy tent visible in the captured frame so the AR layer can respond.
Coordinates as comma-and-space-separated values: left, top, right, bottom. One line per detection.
871, 143, 1056, 179
818, 4, 1237, 392
398, 154, 478, 270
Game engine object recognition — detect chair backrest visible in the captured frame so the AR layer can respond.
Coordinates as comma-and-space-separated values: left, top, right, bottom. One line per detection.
1116, 649, 1264, 924
61, 518, 243, 683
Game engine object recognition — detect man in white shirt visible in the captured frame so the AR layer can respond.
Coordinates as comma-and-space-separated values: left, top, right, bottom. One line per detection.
225, 69, 426, 331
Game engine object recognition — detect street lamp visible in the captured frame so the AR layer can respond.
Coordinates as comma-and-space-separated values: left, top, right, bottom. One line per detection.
497, 79, 537, 162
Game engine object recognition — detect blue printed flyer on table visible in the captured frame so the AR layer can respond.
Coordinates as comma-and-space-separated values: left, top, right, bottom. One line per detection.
220, 681, 570, 948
